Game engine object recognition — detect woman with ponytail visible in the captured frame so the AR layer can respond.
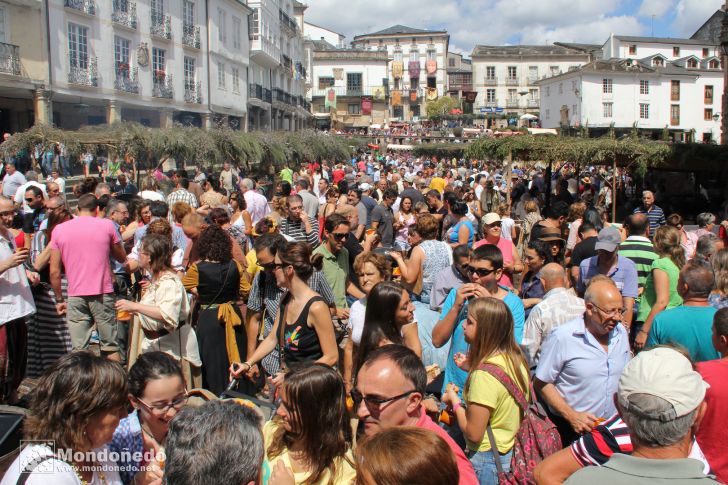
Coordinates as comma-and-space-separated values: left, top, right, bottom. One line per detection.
231, 241, 338, 387
634, 225, 686, 349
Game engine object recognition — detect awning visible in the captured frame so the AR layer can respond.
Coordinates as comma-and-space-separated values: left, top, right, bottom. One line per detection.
313, 113, 331, 119
528, 128, 558, 136
370, 124, 382, 129
387, 144, 415, 150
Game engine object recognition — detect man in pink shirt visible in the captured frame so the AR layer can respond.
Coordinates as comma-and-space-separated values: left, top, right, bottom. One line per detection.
50, 193, 127, 361
355, 345, 478, 485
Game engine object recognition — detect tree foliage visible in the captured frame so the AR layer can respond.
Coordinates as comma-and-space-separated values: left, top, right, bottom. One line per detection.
1, 123, 355, 175
425, 97, 460, 120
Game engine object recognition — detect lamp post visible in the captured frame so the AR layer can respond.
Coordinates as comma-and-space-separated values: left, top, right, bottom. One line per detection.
722, 1, 728, 144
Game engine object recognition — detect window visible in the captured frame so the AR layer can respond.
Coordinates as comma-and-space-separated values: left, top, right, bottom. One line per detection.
673, 46, 680, 57
572, 104, 577, 116
183, 0, 194, 27
410, 49, 419, 62
68, 23, 89, 69
671, 80, 680, 101
0, 7, 6, 43
249, 8, 259, 38
508, 88, 517, 100
426, 48, 436, 61
670, 104, 680, 125
602, 78, 612, 94
558, 83, 563, 94
232, 16, 241, 50
705, 85, 714, 104
686, 58, 697, 68
486, 89, 495, 102
184, 56, 195, 89
217, 61, 225, 89
709, 59, 720, 69
114, 36, 130, 78
550, 66, 559, 76
507, 66, 517, 80
529, 88, 538, 100
703, 47, 710, 57
448, 57, 455, 67
318, 76, 334, 89
151, 0, 163, 16
232, 67, 239, 92
640, 80, 649, 95
346, 72, 362, 94
152, 47, 165, 73
603, 102, 613, 118
393, 46, 402, 62
348, 103, 361, 115
705, 108, 714, 121
217, 8, 226, 43
529, 66, 538, 81
546, 86, 550, 97
486, 66, 495, 80
639, 103, 649, 119
629, 44, 636, 55
426, 76, 436, 88
652, 57, 664, 67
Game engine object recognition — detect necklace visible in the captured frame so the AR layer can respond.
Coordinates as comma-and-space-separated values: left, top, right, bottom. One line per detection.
71, 461, 107, 485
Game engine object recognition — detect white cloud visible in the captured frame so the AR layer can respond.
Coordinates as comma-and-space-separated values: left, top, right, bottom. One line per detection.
637, 0, 676, 18
519, 15, 645, 45
671, 0, 725, 37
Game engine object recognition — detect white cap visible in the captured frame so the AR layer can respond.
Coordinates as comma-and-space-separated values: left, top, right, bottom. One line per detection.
359, 183, 372, 191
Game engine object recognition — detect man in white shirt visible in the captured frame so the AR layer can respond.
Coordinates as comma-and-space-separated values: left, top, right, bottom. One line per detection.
296, 178, 319, 220
241, 177, 270, 224
13, 171, 47, 212
1, 162, 25, 199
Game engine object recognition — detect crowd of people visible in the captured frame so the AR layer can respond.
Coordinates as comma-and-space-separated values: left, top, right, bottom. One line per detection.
0, 151, 727, 484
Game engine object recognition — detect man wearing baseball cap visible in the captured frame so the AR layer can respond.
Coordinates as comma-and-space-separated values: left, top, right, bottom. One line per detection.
564, 346, 716, 484
576, 226, 639, 329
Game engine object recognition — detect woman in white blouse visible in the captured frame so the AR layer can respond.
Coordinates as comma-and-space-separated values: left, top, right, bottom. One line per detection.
117, 233, 202, 388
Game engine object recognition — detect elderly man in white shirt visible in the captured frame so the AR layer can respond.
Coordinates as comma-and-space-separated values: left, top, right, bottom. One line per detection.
521, 263, 586, 367
240, 177, 270, 224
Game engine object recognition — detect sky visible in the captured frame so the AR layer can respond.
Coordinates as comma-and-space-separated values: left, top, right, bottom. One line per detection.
303, 0, 725, 55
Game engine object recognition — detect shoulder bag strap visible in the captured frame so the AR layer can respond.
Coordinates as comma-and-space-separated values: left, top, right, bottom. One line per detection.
477, 363, 529, 412
16, 456, 55, 485
485, 426, 505, 476
277, 293, 289, 371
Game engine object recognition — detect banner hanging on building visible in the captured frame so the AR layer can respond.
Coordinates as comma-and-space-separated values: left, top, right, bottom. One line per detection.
325, 88, 337, 109
361, 96, 372, 115
426, 59, 437, 75
464, 91, 478, 103
408, 61, 421, 78
333, 68, 344, 81
391, 90, 402, 106
372, 87, 386, 101
392, 61, 404, 79
409, 89, 418, 104
425, 87, 438, 101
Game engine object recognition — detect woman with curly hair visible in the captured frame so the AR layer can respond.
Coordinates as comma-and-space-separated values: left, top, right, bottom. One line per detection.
182, 224, 255, 395
229, 190, 253, 238
3, 351, 128, 484
210, 206, 250, 255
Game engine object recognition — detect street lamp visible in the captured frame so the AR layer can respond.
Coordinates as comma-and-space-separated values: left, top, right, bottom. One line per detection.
721, 2, 728, 144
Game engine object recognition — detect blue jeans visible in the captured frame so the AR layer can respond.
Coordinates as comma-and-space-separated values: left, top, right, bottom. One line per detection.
59, 156, 71, 177
467, 448, 512, 485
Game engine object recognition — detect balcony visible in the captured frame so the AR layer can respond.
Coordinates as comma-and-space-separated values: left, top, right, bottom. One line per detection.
182, 24, 200, 49
65, 0, 95, 15
112, 1, 136, 29
505, 77, 519, 86
281, 54, 292, 71
249, 83, 263, 100
279, 9, 297, 36
114, 66, 139, 94
184, 81, 201, 103
448, 83, 472, 92
527, 98, 539, 108
0, 43, 21, 76
152, 73, 173, 98
484, 100, 498, 108
150, 12, 172, 40
484, 77, 497, 86
68, 58, 97, 86
263, 88, 272, 103
311, 86, 386, 98
506, 98, 520, 108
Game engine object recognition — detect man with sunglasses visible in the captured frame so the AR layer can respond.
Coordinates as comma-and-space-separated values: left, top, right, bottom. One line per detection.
355, 345, 478, 485
314, 214, 364, 318
535, 277, 630, 445
432, 244, 525, 445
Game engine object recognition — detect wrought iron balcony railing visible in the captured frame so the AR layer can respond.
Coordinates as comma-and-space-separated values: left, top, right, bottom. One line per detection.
0, 43, 21, 76
68, 57, 98, 86
112, 1, 136, 29
151, 12, 172, 40
249, 83, 263, 100
114, 66, 139, 94
263, 88, 272, 103
152, 73, 173, 98
65, 0, 95, 15
182, 24, 200, 49
184, 81, 201, 103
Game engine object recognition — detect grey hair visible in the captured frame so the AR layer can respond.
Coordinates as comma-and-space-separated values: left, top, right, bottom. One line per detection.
95, 183, 111, 197
620, 393, 698, 447
642, 190, 654, 198
105, 199, 127, 218
695, 234, 721, 262
164, 400, 264, 485
696, 212, 716, 228
241, 178, 254, 190
24, 170, 39, 182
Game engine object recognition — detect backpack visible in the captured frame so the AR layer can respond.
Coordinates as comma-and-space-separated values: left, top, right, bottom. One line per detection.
479, 363, 562, 484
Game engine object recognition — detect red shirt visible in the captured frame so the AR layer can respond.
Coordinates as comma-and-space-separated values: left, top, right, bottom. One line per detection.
696, 358, 728, 483
332, 169, 345, 185
415, 408, 479, 485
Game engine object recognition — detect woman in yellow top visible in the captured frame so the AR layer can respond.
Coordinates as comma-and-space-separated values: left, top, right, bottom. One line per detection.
442, 297, 529, 485
262, 364, 355, 485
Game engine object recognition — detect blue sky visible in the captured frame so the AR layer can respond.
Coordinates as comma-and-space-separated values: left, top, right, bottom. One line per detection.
305, 0, 725, 55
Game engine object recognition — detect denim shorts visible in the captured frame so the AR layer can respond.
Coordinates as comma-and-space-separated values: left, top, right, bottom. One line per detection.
466, 447, 512, 485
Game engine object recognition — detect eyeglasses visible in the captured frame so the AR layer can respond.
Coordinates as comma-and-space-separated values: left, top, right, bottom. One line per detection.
331, 232, 348, 241
24, 198, 35, 203
466, 265, 496, 277
137, 394, 188, 415
350, 389, 417, 409
590, 302, 625, 318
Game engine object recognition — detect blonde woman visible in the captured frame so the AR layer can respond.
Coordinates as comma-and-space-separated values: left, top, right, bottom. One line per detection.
709, 248, 728, 309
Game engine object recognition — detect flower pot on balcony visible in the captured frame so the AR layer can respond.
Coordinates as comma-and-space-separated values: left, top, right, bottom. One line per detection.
154, 70, 166, 81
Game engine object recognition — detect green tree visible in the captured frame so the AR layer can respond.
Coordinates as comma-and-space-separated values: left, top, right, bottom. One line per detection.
426, 97, 460, 121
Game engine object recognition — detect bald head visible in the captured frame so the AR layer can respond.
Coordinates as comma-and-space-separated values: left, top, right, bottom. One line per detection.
585, 277, 622, 307
539, 263, 567, 291
625, 213, 649, 237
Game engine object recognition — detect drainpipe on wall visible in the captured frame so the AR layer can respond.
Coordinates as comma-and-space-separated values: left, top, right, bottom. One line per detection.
205, 0, 212, 128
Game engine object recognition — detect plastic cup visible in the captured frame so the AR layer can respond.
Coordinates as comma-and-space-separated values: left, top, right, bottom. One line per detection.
117, 309, 131, 322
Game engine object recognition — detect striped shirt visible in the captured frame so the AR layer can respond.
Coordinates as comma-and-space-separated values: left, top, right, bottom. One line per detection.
632, 205, 666, 237
166, 189, 199, 224
279, 216, 320, 248
618, 236, 658, 289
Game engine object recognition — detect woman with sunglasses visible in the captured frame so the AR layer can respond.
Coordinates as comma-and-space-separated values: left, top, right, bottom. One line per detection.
229, 190, 253, 237
110, 351, 186, 485
474, 212, 523, 290
263, 364, 355, 485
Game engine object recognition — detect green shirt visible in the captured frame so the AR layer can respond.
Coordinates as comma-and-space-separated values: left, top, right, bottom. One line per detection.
637, 257, 683, 322
313, 244, 349, 309
279, 167, 293, 184
619, 237, 658, 289
646, 305, 720, 363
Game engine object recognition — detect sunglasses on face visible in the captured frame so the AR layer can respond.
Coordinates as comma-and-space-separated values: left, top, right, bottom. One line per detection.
24, 198, 35, 203
330, 232, 348, 241
466, 265, 496, 277
487, 222, 502, 228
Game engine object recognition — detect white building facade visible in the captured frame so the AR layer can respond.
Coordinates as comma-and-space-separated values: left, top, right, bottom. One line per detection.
303, 22, 345, 48
538, 35, 723, 142
351, 25, 449, 122
470, 45, 591, 120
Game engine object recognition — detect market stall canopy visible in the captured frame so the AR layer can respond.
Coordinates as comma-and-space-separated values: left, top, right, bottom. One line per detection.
527, 128, 558, 136
387, 144, 415, 150
370, 124, 382, 130
520, 113, 539, 120
313, 113, 331, 118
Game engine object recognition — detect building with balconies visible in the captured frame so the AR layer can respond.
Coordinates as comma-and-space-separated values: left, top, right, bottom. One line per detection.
44, 0, 210, 129
470, 44, 591, 122
446, 51, 473, 108
308, 39, 389, 130
351, 25, 449, 123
